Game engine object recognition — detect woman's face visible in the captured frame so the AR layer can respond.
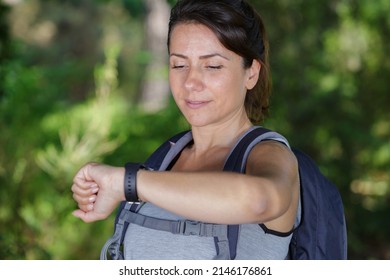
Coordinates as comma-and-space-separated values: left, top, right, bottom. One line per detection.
168, 23, 259, 128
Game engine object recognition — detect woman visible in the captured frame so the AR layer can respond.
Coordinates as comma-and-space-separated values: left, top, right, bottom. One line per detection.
71, 0, 300, 259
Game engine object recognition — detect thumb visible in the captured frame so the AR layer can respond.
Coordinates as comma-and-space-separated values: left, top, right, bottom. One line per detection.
72, 209, 106, 223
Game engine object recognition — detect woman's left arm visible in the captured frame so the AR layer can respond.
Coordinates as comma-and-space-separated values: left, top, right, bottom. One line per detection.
137, 140, 298, 224
71, 141, 298, 224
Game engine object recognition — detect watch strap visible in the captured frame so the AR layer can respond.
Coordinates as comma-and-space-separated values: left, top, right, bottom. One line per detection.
124, 162, 144, 202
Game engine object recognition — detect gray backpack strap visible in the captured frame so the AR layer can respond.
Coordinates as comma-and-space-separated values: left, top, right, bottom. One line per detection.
100, 203, 133, 260
130, 212, 231, 260
112, 208, 231, 259
159, 131, 193, 171
124, 211, 227, 237
223, 126, 290, 173
213, 232, 231, 260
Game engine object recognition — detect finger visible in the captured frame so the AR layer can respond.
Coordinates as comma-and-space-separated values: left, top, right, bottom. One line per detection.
73, 192, 97, 205
73, 190, 98, 203
78, 202, 94, 213
72, 162, 100, 187
72, 188, 98, 203
72, 178, 98, 191
71, 183, 99, 197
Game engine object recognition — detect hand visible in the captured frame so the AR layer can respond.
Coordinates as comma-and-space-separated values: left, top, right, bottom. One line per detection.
71, 162, 125, 223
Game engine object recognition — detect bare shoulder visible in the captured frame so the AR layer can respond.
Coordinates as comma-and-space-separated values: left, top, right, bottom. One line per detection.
246, 140, 298, 178
246, 140, 300, 232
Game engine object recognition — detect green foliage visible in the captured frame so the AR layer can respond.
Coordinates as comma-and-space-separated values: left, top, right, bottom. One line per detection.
36, 45, 126, 181
0, 39, 186, 259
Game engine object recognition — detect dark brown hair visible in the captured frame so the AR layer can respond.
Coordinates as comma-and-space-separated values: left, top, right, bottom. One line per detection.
167, 0, 271, 124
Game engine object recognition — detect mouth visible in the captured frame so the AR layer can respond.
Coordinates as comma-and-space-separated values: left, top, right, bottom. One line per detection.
185, 100, 211, 109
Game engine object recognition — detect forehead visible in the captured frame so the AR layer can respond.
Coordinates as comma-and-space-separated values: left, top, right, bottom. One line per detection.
169, 23, 227, 53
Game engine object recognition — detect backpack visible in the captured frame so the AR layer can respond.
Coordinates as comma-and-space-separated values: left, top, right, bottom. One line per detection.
100, 126, 347, 260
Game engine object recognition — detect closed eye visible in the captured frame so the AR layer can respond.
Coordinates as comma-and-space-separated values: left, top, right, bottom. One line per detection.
207, 65, 223, 70
171, 65, 186, 69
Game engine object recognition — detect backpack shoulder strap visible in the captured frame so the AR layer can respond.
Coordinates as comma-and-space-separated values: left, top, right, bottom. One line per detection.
222, 126, 292, 259
115, 130, 191, 220
223, 126, 290, 173
103, 131, 192, 259
144, 130, 191, 171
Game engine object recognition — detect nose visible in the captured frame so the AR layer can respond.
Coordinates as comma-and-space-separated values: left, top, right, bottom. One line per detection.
184, 66, 204, 92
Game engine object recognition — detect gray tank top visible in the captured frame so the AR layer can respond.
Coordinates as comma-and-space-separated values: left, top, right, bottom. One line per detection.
123, 127, 301, 259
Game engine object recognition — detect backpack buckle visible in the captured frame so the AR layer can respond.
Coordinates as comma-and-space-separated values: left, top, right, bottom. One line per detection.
179, 220, 204, 236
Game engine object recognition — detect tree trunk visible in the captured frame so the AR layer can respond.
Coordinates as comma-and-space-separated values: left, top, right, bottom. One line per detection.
139, 0, 170, 112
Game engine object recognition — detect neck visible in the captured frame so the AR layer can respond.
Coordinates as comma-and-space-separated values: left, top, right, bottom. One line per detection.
190, 118, 253, 153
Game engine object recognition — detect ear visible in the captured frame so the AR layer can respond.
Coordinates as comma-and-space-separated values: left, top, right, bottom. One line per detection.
245, 59, 261, 90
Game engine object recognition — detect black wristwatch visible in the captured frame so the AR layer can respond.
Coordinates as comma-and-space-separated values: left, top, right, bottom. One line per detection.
124, 162, 145, 202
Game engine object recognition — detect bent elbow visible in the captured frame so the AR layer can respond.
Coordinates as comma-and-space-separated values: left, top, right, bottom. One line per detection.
246, 185, 285, 223
244, 190, 269, 222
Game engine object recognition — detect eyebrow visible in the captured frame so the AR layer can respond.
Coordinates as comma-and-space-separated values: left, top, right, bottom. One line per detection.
169, 53, 230, 61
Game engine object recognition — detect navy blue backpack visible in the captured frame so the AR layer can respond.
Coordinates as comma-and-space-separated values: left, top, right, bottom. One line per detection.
102, 127, 347, 260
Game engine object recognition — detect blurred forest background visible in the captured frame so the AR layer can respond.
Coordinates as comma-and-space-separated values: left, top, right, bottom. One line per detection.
0, 0, 389, 260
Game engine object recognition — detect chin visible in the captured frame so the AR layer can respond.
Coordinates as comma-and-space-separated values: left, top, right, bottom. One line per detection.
181, 109, 219, 128
186, 117, 213, 128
